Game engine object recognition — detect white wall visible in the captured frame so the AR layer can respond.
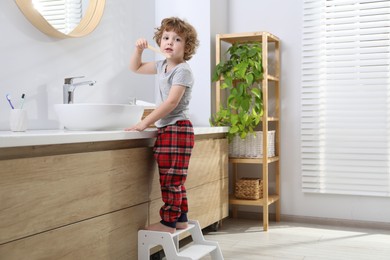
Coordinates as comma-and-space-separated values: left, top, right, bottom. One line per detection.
0, 0, 156, 130
1, 0, 388, 224
228, 0, 390, 224
210, 0, 228, 116
155, 0, 212, 126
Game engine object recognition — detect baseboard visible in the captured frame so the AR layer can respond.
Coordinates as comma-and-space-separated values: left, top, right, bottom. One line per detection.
229, 210, 390, 230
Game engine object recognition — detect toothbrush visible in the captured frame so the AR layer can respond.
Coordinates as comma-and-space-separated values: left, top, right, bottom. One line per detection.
19, 93, 26, 109
148, 44, 169, 58
6, 94, 14, 109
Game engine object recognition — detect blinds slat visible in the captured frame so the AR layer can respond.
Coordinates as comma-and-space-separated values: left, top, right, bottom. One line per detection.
301, 0, 390, 197
32, 0, 82, 34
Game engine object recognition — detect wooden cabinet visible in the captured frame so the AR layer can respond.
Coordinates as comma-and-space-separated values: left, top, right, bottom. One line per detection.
0, 134, 228, 259
215, 32, 280, 231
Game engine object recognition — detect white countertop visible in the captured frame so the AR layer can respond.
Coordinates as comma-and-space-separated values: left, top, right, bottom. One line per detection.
0, 127, 228, 148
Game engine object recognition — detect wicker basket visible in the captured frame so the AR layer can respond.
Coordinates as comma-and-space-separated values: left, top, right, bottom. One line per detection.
229, 131, 275, 158
235, 178, 263, 200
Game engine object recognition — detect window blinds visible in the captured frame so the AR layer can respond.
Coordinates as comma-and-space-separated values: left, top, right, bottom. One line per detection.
301, 0, 390, 196
32, 0, 82, 34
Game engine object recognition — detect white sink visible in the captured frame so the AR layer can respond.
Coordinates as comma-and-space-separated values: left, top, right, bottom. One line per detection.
54, 103, 144, 131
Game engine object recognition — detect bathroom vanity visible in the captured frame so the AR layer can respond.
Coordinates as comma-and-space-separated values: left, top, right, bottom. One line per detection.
0, 127, 228, 259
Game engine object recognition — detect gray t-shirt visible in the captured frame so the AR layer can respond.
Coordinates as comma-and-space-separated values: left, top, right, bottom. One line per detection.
155, 60, 193, 128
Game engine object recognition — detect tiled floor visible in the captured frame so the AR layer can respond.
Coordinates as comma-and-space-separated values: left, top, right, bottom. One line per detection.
200, 218, 390, 260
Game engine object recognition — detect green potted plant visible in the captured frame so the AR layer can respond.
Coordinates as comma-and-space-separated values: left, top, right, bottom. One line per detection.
210, 42, 264, 140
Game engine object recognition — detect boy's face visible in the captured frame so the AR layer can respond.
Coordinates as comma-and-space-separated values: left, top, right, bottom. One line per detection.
160, 30, 185, 61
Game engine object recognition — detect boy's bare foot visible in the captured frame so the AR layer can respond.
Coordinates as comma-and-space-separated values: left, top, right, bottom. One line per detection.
176, 222, 188, 229
146, 222, 176, 234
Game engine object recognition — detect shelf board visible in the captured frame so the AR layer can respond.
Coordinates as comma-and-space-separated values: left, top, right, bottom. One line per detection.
260, 117, 279, 122
218, 31, 280, 43
216, 74, 278, 82
266, 75, 279, 81
229, 156, 279, 164
229, 194, 280, 206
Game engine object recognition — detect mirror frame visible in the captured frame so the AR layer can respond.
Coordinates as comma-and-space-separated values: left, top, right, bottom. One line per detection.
15, 0, 106, 38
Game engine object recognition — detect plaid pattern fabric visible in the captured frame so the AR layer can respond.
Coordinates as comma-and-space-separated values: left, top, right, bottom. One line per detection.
153, 120, 194, 226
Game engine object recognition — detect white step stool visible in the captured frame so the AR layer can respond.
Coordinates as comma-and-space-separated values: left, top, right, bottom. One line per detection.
138, 220, 224, 260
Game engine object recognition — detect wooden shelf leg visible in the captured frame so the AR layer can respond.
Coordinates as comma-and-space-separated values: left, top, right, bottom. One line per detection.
263, 208, 269, 231
275, 201, 281, 222
232, 205, 238, 218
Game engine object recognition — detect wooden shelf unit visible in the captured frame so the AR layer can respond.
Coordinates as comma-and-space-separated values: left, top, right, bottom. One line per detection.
215, 32, 281, 231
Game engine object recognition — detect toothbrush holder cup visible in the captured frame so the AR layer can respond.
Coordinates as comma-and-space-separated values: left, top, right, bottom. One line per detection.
9, 109, 28, 132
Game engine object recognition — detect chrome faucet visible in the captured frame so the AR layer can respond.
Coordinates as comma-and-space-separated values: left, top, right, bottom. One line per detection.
63, 76, 96, 104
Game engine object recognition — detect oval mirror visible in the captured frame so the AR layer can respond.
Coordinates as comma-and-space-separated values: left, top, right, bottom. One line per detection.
15, 0, 105, 38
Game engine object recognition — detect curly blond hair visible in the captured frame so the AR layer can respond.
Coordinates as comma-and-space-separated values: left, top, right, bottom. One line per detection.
153, 17, 199, 61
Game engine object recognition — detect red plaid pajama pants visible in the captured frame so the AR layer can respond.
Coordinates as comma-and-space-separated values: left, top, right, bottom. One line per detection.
153, 120, 194, 228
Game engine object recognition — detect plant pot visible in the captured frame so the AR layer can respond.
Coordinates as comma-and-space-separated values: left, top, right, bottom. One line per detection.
229, 131, 275, 158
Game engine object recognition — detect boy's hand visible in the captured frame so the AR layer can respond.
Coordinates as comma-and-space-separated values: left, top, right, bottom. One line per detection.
135, 38, 148, 51
125, 120, 149, 132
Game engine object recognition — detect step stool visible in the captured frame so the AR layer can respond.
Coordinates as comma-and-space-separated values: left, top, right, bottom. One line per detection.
138, 220, 224, 260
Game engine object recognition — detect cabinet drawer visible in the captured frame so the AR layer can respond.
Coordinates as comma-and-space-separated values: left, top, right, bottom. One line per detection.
0, 148, 154, 244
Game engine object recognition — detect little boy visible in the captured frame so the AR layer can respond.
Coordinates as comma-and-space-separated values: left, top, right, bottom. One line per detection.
126, 17, 199, 233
